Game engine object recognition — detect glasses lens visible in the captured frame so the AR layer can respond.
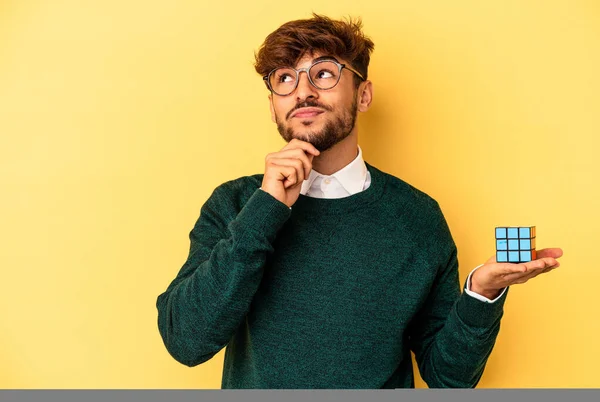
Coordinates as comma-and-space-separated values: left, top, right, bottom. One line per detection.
309, 61, 340, 90
269, 68, 297, 95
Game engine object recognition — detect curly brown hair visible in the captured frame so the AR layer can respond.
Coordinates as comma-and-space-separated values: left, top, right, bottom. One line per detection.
254, 13, 375, 88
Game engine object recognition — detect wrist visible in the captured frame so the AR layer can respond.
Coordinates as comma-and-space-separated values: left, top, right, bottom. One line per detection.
470, 275, 501, 299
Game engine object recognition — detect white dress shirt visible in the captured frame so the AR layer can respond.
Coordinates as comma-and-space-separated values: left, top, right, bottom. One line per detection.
265, 144, 506, 303
300, 144, 371, 198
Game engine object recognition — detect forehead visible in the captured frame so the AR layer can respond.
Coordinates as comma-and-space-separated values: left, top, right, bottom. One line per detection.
294, 51, 343, 68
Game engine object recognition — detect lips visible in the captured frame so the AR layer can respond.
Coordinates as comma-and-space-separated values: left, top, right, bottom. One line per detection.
291, 107, 325, 118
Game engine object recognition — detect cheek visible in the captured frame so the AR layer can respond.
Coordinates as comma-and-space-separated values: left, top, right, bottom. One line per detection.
321, 91, 352, 111
273, 101, 292, 119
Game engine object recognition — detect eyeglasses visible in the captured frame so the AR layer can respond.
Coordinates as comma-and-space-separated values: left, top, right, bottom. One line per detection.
263, 60, 365, 96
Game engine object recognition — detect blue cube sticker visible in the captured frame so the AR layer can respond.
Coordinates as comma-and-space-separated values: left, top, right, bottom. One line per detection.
496, 239, 508, 250
507, 228, 519, 239
520, 250, 533, 262
496, 227, 507, 239
508, 251, 520, 262
508, 239, 519, 250
520, 239, 531, 249
519, 227, 531, 238
497, 251, 508, 262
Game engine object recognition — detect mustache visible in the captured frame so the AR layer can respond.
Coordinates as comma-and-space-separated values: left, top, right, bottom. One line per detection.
286, 100, 333, 120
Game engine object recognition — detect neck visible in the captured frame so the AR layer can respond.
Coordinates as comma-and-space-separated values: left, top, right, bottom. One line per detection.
311, 131, 359, 176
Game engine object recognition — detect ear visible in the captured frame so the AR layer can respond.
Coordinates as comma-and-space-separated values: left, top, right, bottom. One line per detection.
357, 80, 373, 113
268, 94, 276, 123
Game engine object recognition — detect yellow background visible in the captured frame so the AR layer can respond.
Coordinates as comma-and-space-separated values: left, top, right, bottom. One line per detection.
1, 0, 598, 388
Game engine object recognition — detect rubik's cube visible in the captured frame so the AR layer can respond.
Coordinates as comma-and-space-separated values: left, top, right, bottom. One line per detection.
495, 226, 537, 263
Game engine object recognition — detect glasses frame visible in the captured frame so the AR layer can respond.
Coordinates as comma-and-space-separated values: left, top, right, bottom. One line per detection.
263, 59, 365, 96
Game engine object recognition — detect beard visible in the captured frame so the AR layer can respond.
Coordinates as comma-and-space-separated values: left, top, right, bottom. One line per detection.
276, 98, 358, 152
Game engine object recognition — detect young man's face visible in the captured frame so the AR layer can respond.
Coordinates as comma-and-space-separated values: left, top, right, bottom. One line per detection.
268, 52, 365, 152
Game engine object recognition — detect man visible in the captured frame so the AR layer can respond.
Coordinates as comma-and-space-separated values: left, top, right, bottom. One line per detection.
156, 13, 562, 388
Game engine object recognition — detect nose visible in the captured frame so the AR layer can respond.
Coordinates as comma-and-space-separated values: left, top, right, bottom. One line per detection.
295, 70, 318, 102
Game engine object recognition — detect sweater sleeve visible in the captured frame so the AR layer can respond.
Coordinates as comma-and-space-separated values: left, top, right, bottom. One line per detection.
407, 202, 508, 388
156, 185, 291, 367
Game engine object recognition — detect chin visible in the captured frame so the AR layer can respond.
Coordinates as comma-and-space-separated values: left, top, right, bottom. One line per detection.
290, 133, 317, 144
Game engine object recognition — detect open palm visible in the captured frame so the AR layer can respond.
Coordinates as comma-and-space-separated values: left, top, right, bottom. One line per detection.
471, 248, 563, 299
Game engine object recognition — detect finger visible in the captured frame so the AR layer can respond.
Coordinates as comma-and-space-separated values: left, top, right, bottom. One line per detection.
503, 262, 559, 283
523, 257, 558, 272
527, 268, 547, 280
270, 149, 314, 179
499, 267, 540, 285
268, 159, 304, 188
273, 157, 310, 183
535, 248, 563, 259
265, 158, 299, 188
268, 149, 313, 178
511, 272, 538, 284
505, 270, 543, 284
282, 138, 321, 157
496, 263, 528, 275
541, 263, 560, 273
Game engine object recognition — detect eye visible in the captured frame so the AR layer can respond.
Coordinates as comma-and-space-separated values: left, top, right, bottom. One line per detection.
278, 73, 294, 83
315, 69, 334, 79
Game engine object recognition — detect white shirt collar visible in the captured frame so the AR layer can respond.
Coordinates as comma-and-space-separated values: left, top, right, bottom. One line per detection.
300, 145, 368, 196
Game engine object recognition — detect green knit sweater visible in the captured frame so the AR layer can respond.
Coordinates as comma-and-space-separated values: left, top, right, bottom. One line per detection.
156, 162, 508, 388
